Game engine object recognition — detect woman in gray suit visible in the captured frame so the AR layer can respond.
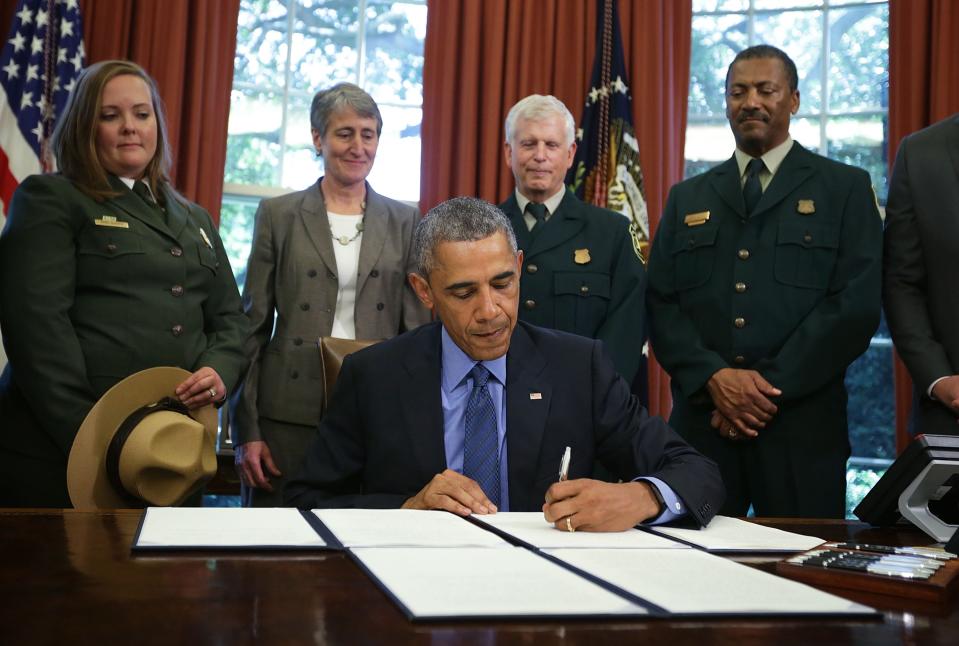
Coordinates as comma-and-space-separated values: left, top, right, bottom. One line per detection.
231, 83, 430, 506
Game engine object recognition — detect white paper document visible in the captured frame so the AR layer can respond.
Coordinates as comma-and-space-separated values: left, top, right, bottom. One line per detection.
313, 509, 507, 548
646, 516, 826, 552
134, 507, 327, 549
547, 548, 876, 616
474, 512, 688, 549
352, 546, 645, 619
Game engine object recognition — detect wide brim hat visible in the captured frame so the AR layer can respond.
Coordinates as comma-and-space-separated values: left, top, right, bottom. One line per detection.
67, 367, 218, 510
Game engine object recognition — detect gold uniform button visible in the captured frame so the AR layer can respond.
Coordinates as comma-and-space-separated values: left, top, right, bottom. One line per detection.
527, 263, 538, 274
803, 233, 813, 243
737, 249, 750, 260
735, 282, 747, 293
524, 299, 536, 310
170, 247, 183, 257
734, 355, 745, 364
580, 285, 589, 295
171, 324, 184, 337
734, 317, 746, 328
171, 285, 184, 297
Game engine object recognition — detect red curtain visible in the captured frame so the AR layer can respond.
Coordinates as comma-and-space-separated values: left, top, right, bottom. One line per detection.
0, 0, 240, 223
888, 0, 959, 452
421, 0, 691, 417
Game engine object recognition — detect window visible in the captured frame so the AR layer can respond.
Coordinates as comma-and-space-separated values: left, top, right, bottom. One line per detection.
686, 0, 891, 517
220, 0, 427, 290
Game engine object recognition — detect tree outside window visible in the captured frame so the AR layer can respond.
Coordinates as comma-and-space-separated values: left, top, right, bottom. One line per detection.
685, 0, 891, 517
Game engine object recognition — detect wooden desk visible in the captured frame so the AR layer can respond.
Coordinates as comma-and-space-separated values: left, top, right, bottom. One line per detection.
1, 510, 955, 645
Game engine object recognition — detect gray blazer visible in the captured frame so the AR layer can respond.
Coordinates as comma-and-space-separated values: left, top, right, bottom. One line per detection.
230, 180, 430, 440
884, 113, 959, 434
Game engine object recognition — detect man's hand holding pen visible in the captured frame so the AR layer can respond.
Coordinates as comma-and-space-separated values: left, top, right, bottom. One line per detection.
542, 446, 664, 532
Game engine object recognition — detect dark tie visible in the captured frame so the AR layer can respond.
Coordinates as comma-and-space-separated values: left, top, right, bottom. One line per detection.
526, 202, 547, 236
463, 364, 500, 507
743, 157, 765, 216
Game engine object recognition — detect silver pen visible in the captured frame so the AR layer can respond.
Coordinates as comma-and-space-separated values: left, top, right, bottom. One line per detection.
558, 446, 571, 481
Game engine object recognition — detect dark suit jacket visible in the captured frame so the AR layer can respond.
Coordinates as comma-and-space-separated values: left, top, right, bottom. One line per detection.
499, 191, 646, 382
285, 321, 723, 526
0, 174, 247, 506
884, 114, 959, 435
647, 143, 882, 511
230, 180, 429, 440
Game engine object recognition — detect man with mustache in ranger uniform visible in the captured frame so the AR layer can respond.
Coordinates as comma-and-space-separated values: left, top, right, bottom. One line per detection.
646, 45, 882, 518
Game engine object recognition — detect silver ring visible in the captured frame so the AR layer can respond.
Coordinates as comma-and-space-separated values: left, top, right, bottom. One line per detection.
209, 388, 217, 400
727, 427, 737, 439
566, 517, 574, 533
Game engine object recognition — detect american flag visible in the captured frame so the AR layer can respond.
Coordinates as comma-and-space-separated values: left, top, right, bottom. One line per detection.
0, 0, 85, 218
566, 0, 649, 262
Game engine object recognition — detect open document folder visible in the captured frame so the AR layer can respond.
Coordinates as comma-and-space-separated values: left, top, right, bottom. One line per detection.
645, 515, 826, 552
133, 507, 331, 550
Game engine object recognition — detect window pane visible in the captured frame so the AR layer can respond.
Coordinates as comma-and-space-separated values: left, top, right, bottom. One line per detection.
754, 10, 824, 113
282, 91, 318, 190
363, 1, 427, 106
754, 0, 822, 9
790, 116, 822, 150
689, 14, 747, 119
219, 197, 261, 293
225, 89, 283, 186
683, 119, 733, 179
366, 104, 422, 202
826, 114, 888, 200
692, 0, 748, 12
292, 0, 359, 91
234, 0, 289, 89
846, 337, 895, 461
828, 4, 889, 113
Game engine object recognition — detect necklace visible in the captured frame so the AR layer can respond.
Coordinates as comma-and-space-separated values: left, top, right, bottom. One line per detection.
328, 195, 366, 246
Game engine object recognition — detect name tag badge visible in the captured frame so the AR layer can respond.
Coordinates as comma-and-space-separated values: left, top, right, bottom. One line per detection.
94, 215, 129, 229
199, 227, 214, 249
797, 200, 815, 215
573, 248, 591, 265
684, 211, 710, 227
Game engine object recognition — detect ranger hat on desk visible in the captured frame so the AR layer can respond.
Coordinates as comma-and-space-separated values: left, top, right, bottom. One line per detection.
67, 367, 218, 509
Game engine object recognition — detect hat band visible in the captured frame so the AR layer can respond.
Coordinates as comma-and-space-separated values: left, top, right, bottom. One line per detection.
105, 397, 193, 505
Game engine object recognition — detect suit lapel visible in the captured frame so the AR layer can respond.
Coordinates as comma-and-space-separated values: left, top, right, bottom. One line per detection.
707, 156, 746, 217
750, 143, 815, 218
504, 324, 551, 512
355, 183, 387, 297
298, 180, 338, 278
401, 325, 447, 475
160, 185, 190, 239
527, 190, 585, 258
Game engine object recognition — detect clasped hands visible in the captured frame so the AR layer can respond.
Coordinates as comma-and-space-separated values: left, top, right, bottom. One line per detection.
402, 469, 662, 532
706, 368, 781, 441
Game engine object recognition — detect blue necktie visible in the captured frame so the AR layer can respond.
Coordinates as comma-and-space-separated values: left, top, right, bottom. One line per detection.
463, 364, 500, 506
743, 157, 765, 216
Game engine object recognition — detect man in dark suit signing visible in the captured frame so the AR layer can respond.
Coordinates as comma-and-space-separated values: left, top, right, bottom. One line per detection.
884, 113, 959, 435
498, 95, 646, 383
647, 45, 882, 518
286, 197, 723, 531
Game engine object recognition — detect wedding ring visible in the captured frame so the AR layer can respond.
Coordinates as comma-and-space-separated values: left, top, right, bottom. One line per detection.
727, 428, 737, 439
209, 388, 217, 400
566, 517, 574, 533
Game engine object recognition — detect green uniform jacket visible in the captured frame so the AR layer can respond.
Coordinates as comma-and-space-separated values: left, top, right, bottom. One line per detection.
0, 174, 247, 506
499, 190, 646, 382
646, 144, 882, 515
